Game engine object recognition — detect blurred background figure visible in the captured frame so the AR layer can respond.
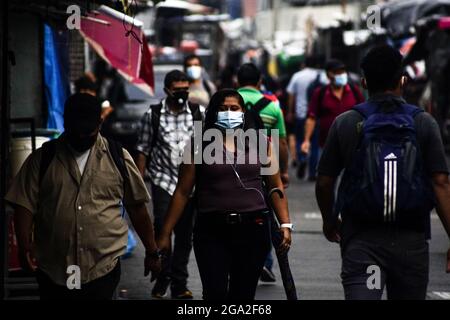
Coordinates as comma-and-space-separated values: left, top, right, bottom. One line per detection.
301, 59, 365, 178
286, 56, 324, 181
217, 64, 238, 90
184, 54, 216, 106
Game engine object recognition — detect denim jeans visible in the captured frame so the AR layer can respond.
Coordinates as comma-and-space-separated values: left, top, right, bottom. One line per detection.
341, 226, 429, 300
295, 118, 320, 178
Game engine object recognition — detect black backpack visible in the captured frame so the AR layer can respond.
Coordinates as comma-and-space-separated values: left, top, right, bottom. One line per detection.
245, 96, 271, 131
335, 100, 435, 227
38, 138, 129, 187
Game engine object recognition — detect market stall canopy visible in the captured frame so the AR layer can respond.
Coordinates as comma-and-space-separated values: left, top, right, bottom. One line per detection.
79, 5, 154, 95
380, 0, 450, 39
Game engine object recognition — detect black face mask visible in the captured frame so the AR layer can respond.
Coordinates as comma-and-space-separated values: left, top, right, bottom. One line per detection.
167, 89, 189, 107
66, 132, 97, 152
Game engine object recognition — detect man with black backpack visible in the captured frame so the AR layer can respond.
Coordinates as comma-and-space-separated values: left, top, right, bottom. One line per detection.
135, 70, 205, 299
316, 46, 450, 300
5, 93, 161, 299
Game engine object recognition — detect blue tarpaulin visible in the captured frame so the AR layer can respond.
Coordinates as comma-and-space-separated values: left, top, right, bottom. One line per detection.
43, 24, 70, 133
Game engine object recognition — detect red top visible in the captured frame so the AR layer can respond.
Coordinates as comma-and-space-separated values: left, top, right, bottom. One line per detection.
308, 84, 365, 147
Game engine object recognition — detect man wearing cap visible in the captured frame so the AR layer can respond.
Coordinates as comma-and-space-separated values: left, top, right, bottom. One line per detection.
301, 59, 365, 158
5, 93, 161, 300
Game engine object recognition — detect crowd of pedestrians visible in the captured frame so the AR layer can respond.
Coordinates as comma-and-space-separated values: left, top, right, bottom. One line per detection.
5, 46, 450, 301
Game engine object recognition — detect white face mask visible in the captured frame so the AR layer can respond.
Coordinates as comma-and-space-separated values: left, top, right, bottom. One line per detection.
215, 111, 244, 130
186, 66, 202, 80
334, 73, 348, 87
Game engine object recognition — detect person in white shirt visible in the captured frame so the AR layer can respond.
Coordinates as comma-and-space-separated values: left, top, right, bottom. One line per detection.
286, 57, 327, 181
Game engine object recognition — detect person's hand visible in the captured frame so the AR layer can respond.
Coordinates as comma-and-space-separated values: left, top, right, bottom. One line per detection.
277, 227, 292, 255
323, 219, 341, 243
144, 251, 162, 282
157, 234, 171, 255
446, 247, 450, 273
285, 112, 295, 125
301, 140, 311, 155
281, 172, 290, 189
18, 246, 36, 273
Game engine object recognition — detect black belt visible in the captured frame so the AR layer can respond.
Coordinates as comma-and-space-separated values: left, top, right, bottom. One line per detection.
197, 210, 269, 225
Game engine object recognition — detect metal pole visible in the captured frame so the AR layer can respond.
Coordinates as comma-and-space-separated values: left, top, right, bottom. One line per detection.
272, 0, 280, 42
0, 0, 10, 301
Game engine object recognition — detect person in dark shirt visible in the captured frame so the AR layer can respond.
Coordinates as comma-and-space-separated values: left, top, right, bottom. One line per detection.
316, 45, 450, 300
157, 89, 292, 300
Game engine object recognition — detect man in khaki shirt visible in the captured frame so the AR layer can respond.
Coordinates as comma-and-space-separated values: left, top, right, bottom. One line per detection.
5, 93, 161, 299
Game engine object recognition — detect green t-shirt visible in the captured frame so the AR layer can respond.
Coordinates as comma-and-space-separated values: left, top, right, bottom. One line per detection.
238, 87, 287, 138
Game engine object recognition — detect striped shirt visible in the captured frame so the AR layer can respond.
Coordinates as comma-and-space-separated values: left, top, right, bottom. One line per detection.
136, 99, 205, 195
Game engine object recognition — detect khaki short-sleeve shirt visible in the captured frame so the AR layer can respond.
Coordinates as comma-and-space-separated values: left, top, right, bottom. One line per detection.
5, 134, 150, 285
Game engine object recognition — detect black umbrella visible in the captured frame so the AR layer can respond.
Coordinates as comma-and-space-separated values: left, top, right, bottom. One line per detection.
267, 188, 298, 301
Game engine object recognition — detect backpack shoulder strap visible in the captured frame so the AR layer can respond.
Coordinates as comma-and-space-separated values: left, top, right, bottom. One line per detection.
202, 79, 212, 98
314, 85, 328, 117
252, 96, 272, 114
402, 103, 424, 118
150, 102, 163, 151
349, 83, 360, 102
106, 138, 129, 182
317, 85, 328, 108
306, 73, 322, 101
39, 139, 58, 186
188, 102, 203, 121
353, 101, 378, 119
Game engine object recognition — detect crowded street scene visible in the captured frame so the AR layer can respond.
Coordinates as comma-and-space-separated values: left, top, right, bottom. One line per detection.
0, 0, 450, 310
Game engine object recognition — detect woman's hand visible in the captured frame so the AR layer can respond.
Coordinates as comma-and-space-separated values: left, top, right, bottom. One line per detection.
277, 227, 292, 255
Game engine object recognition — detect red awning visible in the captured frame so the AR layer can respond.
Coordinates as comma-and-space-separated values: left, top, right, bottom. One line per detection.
79, 5, 154, 95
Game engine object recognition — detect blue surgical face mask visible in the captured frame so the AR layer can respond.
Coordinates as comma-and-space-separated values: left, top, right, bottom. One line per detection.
334, 73, 348, 87
215, 111, 244, 129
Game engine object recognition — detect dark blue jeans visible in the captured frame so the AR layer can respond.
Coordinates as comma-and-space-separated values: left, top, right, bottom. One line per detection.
341, 226, 429, 300
295, 118, 319, 178
151, 184, 194, 289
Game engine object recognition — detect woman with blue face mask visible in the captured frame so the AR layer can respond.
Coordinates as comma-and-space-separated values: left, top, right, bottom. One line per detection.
157, 89, 292, 301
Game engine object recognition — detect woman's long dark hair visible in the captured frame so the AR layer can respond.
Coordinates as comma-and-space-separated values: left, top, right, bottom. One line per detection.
204, 89, 261, 131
